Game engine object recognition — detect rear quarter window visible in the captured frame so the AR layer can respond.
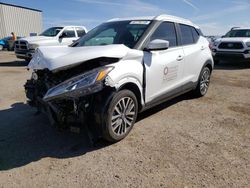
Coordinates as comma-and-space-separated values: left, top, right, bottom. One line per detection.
191, 27, 200, 43
196, 28, 204, 36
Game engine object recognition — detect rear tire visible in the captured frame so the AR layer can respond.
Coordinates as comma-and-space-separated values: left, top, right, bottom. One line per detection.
193, 67, 211, 97
101, 90, 138, 142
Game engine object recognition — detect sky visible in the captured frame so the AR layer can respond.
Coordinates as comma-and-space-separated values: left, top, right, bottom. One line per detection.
2, 0, 250, 35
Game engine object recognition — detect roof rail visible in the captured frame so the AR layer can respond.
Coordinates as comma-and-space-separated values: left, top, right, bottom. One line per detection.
155, 14, 190, 22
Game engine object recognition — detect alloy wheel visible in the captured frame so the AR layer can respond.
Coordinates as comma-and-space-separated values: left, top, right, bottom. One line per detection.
200, 69, 210, 95
111, 97, 136, 136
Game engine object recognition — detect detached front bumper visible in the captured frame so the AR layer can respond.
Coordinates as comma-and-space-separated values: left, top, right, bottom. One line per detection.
212, 50, 250, 61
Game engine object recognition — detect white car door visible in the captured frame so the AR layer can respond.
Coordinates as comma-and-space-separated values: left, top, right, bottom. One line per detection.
179, 24, 208, 84
144, 22, 185, 103
59, 27, 78, 45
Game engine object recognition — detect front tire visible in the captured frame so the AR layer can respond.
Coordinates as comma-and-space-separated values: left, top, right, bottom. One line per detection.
0, 45, 3, 51
193, 67, 211, 97
102, 90, 138, 142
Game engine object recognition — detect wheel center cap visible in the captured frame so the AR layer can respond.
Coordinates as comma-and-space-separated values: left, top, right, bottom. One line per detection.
118, 118, 123, 124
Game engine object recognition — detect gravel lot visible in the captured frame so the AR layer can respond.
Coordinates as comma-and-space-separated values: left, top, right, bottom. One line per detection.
0, 51, 249, 188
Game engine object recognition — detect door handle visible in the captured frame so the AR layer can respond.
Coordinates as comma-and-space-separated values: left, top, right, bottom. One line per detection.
176, 55, 184, 61
201, 46, 205, 50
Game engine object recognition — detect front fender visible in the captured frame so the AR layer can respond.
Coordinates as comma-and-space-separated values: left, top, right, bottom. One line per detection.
105, 75, 145, 106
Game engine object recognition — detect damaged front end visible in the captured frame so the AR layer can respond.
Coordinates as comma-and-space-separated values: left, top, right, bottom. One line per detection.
25, 60, 116, 130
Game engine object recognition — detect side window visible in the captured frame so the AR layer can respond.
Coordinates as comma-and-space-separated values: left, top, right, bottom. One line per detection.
76, 27, 86, 37
150, 22, 177, 47
246, 30, 250, 37
179, 24, 194, 45
191, 27, 200, 43
62, 28, 76, 38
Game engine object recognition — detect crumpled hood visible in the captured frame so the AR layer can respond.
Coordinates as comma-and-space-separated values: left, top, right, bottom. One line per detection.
28, 44, 132, 71
20, 36, 53, 43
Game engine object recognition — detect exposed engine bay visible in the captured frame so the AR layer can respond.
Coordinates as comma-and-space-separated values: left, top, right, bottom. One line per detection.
25, 57, 118, 129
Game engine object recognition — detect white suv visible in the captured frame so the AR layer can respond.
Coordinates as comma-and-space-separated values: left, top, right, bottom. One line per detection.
25, 15, 213, 142
212, 27, 250, 64
15, 26, 87, 61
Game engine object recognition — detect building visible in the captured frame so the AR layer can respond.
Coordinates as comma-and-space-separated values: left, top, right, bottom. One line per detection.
0, 2, 43, 38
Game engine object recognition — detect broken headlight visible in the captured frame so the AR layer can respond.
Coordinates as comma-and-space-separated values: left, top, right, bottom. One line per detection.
43, 67, 113, 101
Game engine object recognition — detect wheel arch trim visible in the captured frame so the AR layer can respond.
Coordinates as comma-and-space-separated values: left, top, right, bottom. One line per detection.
203, 59, 214, 72
115, 78, 145, 110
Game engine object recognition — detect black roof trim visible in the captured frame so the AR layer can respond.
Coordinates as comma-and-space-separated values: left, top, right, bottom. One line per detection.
0, 2, 42, 12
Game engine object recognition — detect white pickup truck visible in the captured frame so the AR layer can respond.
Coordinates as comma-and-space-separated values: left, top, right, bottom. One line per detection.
212, 27, 250, 64
15, 26, 87, 61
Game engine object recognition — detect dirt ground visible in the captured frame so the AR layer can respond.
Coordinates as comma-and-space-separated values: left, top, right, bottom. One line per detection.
0, 51, 249, 188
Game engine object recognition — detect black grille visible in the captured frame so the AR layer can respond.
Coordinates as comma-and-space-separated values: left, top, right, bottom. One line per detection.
15, 40, 28, 50
218, 42, 244, 49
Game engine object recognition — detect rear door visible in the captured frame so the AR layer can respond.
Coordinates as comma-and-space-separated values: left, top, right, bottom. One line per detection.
144, 22, 185, 103
179, 24, 206, 84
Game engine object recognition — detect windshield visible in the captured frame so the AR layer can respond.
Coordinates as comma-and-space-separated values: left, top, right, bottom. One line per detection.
40, 27, 63, 37
75, 20, 151, 48
225, 29, 250, 38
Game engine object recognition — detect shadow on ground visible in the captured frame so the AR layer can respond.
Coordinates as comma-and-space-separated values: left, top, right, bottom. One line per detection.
214, 61, 250, 70
137, 92, 195, 122
0, 103, 110, 171
0, 60, 28, 67
0, 93, 194, 171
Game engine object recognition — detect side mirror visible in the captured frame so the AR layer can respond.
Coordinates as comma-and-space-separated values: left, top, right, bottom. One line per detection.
221, 35, 225, 38
145, 39, 170, 51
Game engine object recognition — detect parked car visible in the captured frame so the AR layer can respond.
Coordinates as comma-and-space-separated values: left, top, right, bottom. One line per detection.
25, 15, 213, 142
15, 26, 87, 61
212, 27, 250, 64
0, 36, 21, 51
